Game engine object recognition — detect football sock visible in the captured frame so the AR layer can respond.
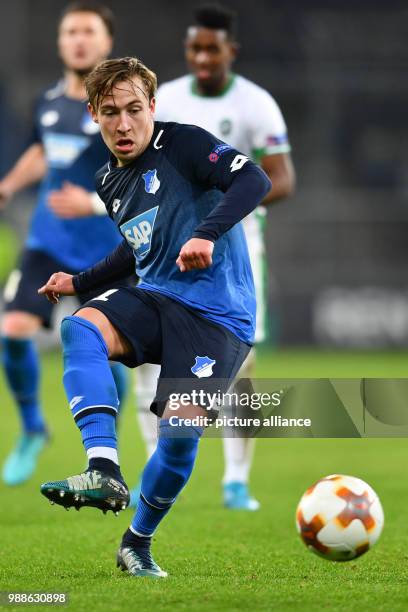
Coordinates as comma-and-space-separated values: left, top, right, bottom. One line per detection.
88, 457, 124, 483
110, 362, 128, 415
122, 528, 151, 549
136, 408, 158, 458
61, 316, 119, 462
130, 418, 203, 536
135, 364, 160, 458
1, 337, 46, 434
223, 437, 255, 484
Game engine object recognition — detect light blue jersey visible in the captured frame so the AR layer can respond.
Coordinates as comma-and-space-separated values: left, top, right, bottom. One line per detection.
26, 81, 122, 271
96, 122, 258, 344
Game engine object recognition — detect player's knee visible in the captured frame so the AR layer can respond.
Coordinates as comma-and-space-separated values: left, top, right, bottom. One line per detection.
1, 311, 41, 337
158, 420, 203, 466
61, 316, 108, 358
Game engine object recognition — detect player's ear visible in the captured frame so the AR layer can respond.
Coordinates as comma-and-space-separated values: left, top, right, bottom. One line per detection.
88, 102, 99, 123
150, 97, 156, 114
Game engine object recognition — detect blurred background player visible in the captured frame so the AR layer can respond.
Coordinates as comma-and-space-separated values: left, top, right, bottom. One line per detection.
0, 1, 128, 486
130, 3, 295, 510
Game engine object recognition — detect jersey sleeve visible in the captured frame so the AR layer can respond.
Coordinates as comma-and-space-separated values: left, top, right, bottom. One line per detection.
246, 90, 291, 161
72, 239, 135, 293
27, 96, 43, 146
172, 124, 258, 193
170, 124, 271, 241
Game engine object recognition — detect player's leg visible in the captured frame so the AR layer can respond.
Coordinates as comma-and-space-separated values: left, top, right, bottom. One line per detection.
77, 288, 130, 414
1, 250, 55, 485
40, 288, 161, 513
135, 364, 160, 458
223, 348, 260, 510
129, 363, 160, 507
118, 294, 250, 578
118, 400, 205, 578
40, 306, 131, 512
222, 232, 265, 510
110, 361, 128, 413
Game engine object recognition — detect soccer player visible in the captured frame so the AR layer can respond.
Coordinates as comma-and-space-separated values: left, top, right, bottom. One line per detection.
131, 3, 296, 510
0, 2, 128, 486
38, 56, 271, 577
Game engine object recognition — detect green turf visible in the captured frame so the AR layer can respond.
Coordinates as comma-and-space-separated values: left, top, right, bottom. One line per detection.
1, 349, 408, 611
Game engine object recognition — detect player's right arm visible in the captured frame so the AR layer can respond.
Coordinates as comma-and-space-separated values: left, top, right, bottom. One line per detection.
0, 143, 46, 209
38, 239, 136, 303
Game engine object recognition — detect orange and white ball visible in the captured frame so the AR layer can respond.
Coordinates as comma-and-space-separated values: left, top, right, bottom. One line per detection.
296, 475, 384, 561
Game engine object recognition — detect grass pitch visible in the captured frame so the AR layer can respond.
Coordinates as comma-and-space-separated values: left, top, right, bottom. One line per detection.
1, 348, 408, 611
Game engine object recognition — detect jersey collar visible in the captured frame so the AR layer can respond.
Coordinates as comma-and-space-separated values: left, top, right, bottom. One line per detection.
190, 73, 236, 98
109, 122, 165, 171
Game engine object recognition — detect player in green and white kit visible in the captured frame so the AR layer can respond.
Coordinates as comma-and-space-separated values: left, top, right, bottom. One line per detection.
130, 3, 295, 510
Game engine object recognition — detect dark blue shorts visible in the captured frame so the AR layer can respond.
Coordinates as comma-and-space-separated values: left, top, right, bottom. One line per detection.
3, 248, 134, 329
79, 286, 251, 416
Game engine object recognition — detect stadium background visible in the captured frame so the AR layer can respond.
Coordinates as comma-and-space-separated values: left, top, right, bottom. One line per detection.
1, 3, 408, 610
1, 0, 407, 349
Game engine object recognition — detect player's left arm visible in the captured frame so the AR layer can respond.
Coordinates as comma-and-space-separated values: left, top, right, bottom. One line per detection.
48, 181, 107, 218
176, 127, 271, 271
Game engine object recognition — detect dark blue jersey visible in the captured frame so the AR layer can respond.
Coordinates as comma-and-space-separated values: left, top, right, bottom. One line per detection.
26, 81, 122, 271
95, 121, 268, 344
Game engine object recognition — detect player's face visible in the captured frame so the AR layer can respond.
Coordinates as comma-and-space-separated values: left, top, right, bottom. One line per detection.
89, 78, 156, 166
185, 27, 237, 93
58, 11, 112, 75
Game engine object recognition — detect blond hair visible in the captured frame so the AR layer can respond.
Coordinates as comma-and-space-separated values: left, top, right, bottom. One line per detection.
85, 57, 157, 110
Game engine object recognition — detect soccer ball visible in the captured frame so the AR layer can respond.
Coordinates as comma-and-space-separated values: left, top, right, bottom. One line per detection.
296, 474, 384, 561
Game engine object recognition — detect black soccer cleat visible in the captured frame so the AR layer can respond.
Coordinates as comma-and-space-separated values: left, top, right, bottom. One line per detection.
40, 470, 130, 515
116, 546, 168, 578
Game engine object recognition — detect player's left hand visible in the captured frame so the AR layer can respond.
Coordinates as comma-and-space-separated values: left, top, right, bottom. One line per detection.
48, 182, 94, 218
176, 238, 214, 272
38, 272, 75, 304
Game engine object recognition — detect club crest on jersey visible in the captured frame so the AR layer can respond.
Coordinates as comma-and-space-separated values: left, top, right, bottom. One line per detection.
142, 169, 160, 194
191, 356, 216, 378
120, 206, 159, 259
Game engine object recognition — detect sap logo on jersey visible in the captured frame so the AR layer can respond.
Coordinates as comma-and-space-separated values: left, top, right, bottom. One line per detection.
43, 133, 90, 169
191, 356, 216, 378
142, 169, 160, 194
120, 206, 159, 259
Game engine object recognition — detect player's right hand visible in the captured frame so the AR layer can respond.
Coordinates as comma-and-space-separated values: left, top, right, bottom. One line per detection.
0, 181, 14, 209
38, 272, 75, 304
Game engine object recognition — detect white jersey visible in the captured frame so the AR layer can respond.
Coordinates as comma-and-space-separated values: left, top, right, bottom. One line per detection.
156, 73, 290, 341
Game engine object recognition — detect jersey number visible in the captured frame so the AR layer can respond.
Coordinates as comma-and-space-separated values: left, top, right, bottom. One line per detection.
92, 289, 119, 302
230, 154, 249, 172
